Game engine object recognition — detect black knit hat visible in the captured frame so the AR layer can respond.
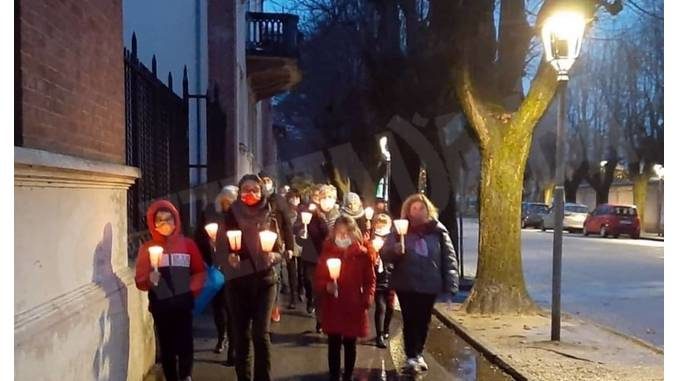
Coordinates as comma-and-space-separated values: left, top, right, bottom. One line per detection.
238, 174, 264, 189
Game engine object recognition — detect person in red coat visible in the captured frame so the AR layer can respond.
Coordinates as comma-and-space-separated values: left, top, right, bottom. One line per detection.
135, 200, 206, 381
315, 216, 376, 381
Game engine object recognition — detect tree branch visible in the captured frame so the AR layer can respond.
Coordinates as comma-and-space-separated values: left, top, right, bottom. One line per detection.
454, 63, 493, 150
510, 60, 558, 141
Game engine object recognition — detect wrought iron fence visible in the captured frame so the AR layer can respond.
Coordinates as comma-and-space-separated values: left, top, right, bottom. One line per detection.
125, 33, 189, 260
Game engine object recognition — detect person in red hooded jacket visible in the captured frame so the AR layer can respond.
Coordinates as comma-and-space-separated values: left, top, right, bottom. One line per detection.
135, 200, 206, 381
315, 216, 376, 381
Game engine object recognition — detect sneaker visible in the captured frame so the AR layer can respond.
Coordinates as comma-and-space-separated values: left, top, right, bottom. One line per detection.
271, 306, 281, 322
375, 335, 387, 349
383, 331, 390, 340
404, 358, 419, 373
288, 301, 297, 310
213, 337, 225, 354
416, 355, 428, 371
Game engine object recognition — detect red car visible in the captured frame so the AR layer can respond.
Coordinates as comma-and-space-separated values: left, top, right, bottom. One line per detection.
583, 204, 640, 239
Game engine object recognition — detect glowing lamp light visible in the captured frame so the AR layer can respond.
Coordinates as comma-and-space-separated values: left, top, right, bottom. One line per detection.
148, 245, 163, 271
227, 230, 243, 252
259, 230, 278, 253
204, 223, 218, 241
653, 164, 664, 179
393, 219, 409, 253
372, 236, 384, 252
541, 10, 586, 81
308, 203, 317, 212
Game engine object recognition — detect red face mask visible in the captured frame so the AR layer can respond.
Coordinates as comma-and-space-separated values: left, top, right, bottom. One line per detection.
242, 193, 260, 206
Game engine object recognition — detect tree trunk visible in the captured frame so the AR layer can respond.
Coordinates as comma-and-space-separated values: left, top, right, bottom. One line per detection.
463, 143, 537, 314
632, 173, 650, 232
595, 187, 609, 205
564, 161, 588, 203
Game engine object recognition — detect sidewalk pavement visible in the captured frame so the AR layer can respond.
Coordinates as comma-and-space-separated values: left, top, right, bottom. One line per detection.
433, 302, 663, 381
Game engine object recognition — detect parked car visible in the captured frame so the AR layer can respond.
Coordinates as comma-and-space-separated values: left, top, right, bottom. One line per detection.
583, 204, 640, 239
521, 202, 549, 228
541, 203, 589, 232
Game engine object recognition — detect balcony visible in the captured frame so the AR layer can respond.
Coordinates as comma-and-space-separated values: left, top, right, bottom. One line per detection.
246, 12, 302, 100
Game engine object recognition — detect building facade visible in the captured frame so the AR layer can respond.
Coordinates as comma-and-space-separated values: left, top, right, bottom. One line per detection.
15, 0, 155, 379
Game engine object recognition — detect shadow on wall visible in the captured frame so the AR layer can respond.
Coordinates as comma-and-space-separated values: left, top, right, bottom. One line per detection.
92, 222, 130, 380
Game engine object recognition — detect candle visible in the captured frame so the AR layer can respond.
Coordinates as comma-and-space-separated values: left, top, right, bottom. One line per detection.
372, 236, 384, 252
226, 230, 242, 252
327, 258, 342, 280
204, 223, 218, 241
393, 219, 409, 254
259, 230, 278, 253
326, 258, 342, 298
301, 211, 312, 239
148, 245, 163, 272
364, 207, 374, 221
301, 211, 313, 225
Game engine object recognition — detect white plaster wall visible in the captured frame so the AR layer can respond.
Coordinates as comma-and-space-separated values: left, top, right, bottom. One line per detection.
14, 150, 155, 381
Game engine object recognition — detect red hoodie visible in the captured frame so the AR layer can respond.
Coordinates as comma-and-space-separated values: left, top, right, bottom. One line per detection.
315, 239, 376, 338
135, 200, 205, 313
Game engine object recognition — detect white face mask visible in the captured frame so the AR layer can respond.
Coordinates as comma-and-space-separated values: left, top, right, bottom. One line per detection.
290, 198, 300, 207
320, 198, 336, 212
264, 183, 274, 194
335, 237, 352, 249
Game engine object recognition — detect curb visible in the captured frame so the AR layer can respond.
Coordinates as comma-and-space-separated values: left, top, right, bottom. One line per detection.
432, 305, 529, 381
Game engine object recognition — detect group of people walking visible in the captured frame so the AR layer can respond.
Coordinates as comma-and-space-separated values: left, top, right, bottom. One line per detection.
135, 172, 459, 381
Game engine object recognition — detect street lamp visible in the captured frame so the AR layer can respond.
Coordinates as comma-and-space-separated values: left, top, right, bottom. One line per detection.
653, 164, 664, 237
379, 136, 392, 203
541, 9, 586, 342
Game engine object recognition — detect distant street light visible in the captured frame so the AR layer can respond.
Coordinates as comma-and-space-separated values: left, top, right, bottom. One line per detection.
379, 136, 392, 203
542, 9, 586, 342
653, 164, 664, 179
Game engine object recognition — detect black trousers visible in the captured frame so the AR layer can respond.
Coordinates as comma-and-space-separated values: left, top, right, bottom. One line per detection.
302, 261, 317, 307
152, 308, 193, 381
327, 334, 357, 381
212, 285, 235, 360
226, 272, 277, 381
396, 291, 436, 359
285, 256, 298, 303
297, 258, 306, 298
374, 288, 395, 335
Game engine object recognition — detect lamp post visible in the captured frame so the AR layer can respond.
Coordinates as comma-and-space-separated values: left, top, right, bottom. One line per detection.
653, 164, 664, 237
379, 136, 392, 204
541, 9, 586, 342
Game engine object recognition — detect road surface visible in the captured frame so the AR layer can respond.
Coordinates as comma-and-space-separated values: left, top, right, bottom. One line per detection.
458, 219, 664, 347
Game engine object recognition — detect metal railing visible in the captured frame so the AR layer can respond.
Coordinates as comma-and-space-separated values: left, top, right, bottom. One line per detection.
246, 12, 300, 58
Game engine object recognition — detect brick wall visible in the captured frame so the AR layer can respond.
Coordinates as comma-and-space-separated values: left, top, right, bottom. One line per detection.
17, 0, 125, 164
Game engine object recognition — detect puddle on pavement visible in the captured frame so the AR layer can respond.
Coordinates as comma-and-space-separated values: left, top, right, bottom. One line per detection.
422, 315, 515, 381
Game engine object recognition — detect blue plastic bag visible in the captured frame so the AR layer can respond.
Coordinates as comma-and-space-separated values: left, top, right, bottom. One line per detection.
193, 265, 226, 316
